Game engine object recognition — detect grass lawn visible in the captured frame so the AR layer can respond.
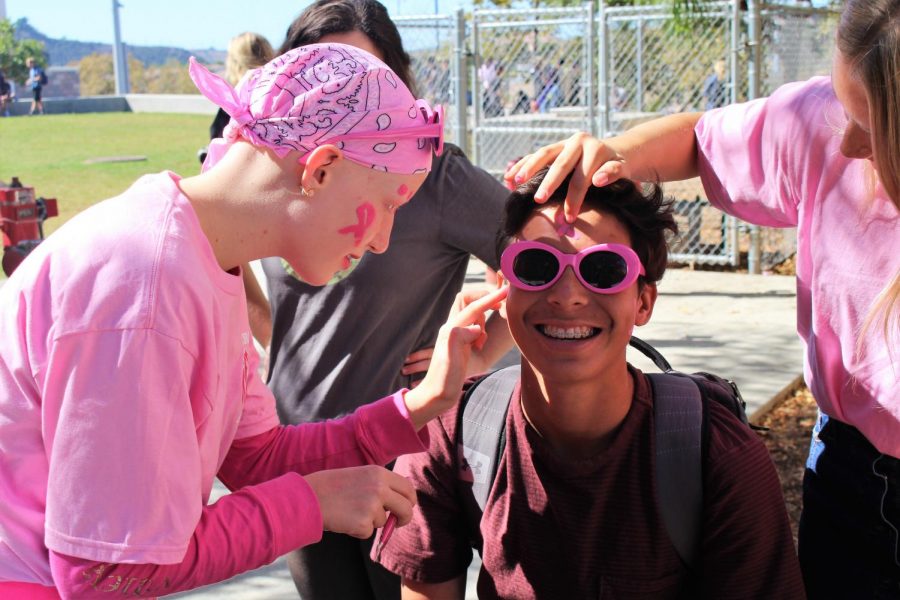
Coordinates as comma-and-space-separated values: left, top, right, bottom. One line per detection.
0, 112, 211, 238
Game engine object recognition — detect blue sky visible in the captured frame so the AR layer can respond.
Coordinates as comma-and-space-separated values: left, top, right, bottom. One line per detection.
7, 1, 472, 50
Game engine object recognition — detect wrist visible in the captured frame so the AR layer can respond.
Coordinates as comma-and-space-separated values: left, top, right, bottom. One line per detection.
402, 386, 443, 431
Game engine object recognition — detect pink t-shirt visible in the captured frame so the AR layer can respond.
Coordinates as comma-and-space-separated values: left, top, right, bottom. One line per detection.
0, 172, 282, 583
696, 76, 900, 456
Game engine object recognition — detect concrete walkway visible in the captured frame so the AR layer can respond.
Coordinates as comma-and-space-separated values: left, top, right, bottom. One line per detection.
628, 268, 801, 418
173, 261, 802, 599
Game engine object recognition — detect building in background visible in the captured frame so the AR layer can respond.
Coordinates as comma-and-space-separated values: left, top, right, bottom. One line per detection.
44, 67, 79, 98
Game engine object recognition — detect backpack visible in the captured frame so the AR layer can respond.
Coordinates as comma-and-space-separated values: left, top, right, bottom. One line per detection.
456, 335, 758, 570
38, 69, 48, 86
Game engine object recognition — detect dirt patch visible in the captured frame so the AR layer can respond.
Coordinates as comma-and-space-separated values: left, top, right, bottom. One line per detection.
755, 383, 818, 544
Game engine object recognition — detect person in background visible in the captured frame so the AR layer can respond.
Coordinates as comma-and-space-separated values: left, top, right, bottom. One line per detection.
208, 32, 275, 141
25, 57, 45, 116
506, 1, 900, 597
0, 42, 504, 599
701, 58, 728, 110
242, 1, 515, 598
0, 69, 13, 117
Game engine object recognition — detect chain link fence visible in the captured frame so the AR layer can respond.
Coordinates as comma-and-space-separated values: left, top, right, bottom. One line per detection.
602, 3, 737, 265
395, 1, 837, 272
753, 4, 838, 270
395, 13, 464, 150
471, 6, 595, 176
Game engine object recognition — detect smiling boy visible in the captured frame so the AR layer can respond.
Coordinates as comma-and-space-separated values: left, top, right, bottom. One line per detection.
375, 171, 805, 599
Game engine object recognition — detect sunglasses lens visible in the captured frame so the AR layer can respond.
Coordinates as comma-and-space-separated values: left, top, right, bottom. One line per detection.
580, 251, 628, 289
513, 248, 559, 287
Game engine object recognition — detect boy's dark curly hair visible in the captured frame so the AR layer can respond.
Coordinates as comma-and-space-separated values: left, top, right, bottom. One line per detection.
497, 168, 678, 285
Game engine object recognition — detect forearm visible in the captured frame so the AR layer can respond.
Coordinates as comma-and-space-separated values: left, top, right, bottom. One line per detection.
49, 472, 321, 598
606, 112, 703, 183
218, 394, 427, 489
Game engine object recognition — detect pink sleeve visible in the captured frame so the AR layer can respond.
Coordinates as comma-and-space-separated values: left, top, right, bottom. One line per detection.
48, 472, 321, 598
695, 77, 834, 228
43, 329, 207, 564
219, 392, 430, 489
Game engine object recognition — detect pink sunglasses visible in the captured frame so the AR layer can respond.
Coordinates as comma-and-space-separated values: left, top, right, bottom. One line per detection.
501, 241, 645, 294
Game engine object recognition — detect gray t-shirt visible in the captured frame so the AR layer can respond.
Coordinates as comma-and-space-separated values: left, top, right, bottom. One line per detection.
264, 144, 508, 424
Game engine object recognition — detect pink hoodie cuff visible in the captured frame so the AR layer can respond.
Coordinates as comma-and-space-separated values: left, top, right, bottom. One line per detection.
355, 391, 429, 462
259, 472, 324, 554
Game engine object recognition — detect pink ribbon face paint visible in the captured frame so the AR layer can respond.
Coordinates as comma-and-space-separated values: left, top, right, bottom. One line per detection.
554, 209, 579, 239
397, 184, 414, 202
338, 202, 376, 246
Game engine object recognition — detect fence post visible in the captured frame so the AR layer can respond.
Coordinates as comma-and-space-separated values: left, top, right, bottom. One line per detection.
746, 0, 762, 274
597, 1, 609, 137
727, 0, 742, 267
636, 18, 644, 113
586, 1, 596, 135
471, 11, 481, 165
454, 9, 469, 155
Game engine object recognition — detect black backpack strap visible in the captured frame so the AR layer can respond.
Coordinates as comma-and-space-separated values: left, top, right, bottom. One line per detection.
458, 365, 520, 514
648, 372, 704, 571
629, 336, 673, 372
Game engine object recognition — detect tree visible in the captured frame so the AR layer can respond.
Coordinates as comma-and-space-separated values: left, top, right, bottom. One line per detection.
77, 53, 115, 96
473, 0, 841, 15
76, 52, 196, 95
142, 59, 197, 94
0, 19, 47, 84
473, 1, 707, 10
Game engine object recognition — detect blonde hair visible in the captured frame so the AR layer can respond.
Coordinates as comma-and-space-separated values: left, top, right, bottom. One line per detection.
225, 32, 275, 86
837, 0, 900, 358
859, 272, 900, 362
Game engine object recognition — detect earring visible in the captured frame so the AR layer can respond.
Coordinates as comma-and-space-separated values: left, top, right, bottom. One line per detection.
301, 187, 315, 198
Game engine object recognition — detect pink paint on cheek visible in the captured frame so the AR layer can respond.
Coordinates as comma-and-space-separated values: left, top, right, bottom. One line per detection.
338, 202, 376, 246
554, 210, 579, 239
397, 184, 414, 202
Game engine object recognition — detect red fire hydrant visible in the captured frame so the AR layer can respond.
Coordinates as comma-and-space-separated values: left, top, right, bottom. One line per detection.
1, 177, 58, 277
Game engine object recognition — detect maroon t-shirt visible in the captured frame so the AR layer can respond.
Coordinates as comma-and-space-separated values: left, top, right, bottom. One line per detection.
377, 367, 805, 599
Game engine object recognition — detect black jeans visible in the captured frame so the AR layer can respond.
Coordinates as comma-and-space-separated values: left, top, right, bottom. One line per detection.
799, 415, 900, 599
287, 530, 400, 600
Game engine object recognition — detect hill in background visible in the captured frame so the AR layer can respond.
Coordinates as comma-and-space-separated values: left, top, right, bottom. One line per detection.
13, 18, 226, 67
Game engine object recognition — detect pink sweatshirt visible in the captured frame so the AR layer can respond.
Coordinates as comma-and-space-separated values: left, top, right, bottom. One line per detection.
0, 172, 428, 595
696, 77, 900, 455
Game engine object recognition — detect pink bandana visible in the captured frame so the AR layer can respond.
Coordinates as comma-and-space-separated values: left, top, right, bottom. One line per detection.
190, 43, 443, 174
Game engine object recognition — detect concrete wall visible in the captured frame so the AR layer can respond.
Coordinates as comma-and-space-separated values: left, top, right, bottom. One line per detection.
8, 96, 129, 116
124, 94, 217, 115
6, 94, 217, 117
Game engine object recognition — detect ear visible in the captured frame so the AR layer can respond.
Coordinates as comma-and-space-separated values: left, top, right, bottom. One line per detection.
298, 144, 344, 193
633, 282, 657, 327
